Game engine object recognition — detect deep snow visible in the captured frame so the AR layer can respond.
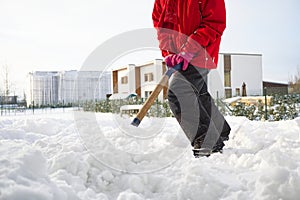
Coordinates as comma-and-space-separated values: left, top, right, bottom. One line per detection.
0, 109, 300, 200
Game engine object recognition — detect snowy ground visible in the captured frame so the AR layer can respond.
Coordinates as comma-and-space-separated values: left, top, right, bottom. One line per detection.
0, 109, 300, 200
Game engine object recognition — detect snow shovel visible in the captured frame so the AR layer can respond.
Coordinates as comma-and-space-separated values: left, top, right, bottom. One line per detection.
131, 63, 182, 127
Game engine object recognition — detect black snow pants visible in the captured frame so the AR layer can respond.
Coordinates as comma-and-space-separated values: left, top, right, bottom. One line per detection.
167, 65, 231, 149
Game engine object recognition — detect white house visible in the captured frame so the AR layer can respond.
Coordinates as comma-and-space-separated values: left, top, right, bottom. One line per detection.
209, 53, 263, 98
110, 59, 166, 101
110, 53, 263, 101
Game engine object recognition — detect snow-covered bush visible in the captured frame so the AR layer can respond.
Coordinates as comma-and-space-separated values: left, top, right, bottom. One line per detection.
229, 94, 300, 121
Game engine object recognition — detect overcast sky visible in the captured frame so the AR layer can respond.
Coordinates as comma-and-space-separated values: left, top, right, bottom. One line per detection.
1, 0, 300, 95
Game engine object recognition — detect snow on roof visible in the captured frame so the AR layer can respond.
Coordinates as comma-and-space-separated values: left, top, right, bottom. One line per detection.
223, 96, 241, 104
109, 93, 137, 100
120, 104, 143, 111
224, 96, 273, 106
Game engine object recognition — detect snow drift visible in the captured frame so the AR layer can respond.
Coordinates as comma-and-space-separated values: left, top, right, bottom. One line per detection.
0, 110, 299, 200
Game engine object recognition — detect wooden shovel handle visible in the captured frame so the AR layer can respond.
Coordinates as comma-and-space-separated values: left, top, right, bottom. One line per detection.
131, 63, 181, 127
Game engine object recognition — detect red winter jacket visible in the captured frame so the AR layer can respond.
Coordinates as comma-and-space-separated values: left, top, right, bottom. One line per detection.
152, 0, 226, 69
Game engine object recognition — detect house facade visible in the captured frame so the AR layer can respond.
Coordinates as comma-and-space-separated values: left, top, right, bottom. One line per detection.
111, 53, 263, 101
263, 81, 288, 95
111, 60, 167, 101
209, 53, 263, 98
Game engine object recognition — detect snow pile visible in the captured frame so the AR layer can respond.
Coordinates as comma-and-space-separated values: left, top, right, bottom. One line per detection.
0, 110, 300, 200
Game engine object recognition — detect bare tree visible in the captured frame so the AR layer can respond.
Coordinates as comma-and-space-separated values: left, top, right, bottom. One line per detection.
289, 66, 300, 94
1, 64, 12, 96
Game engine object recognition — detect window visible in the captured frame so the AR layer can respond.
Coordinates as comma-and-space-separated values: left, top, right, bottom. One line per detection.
121, 76, 128, 84
224, 54, 231, 88
144, 73, 154, 82
145, 91, 152, 98
225, 88, 232, 98
235, 88, 240, 96
224, 72, 231, 87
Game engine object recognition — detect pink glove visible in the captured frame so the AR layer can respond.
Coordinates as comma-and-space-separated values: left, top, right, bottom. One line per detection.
164, 52, 194, 71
